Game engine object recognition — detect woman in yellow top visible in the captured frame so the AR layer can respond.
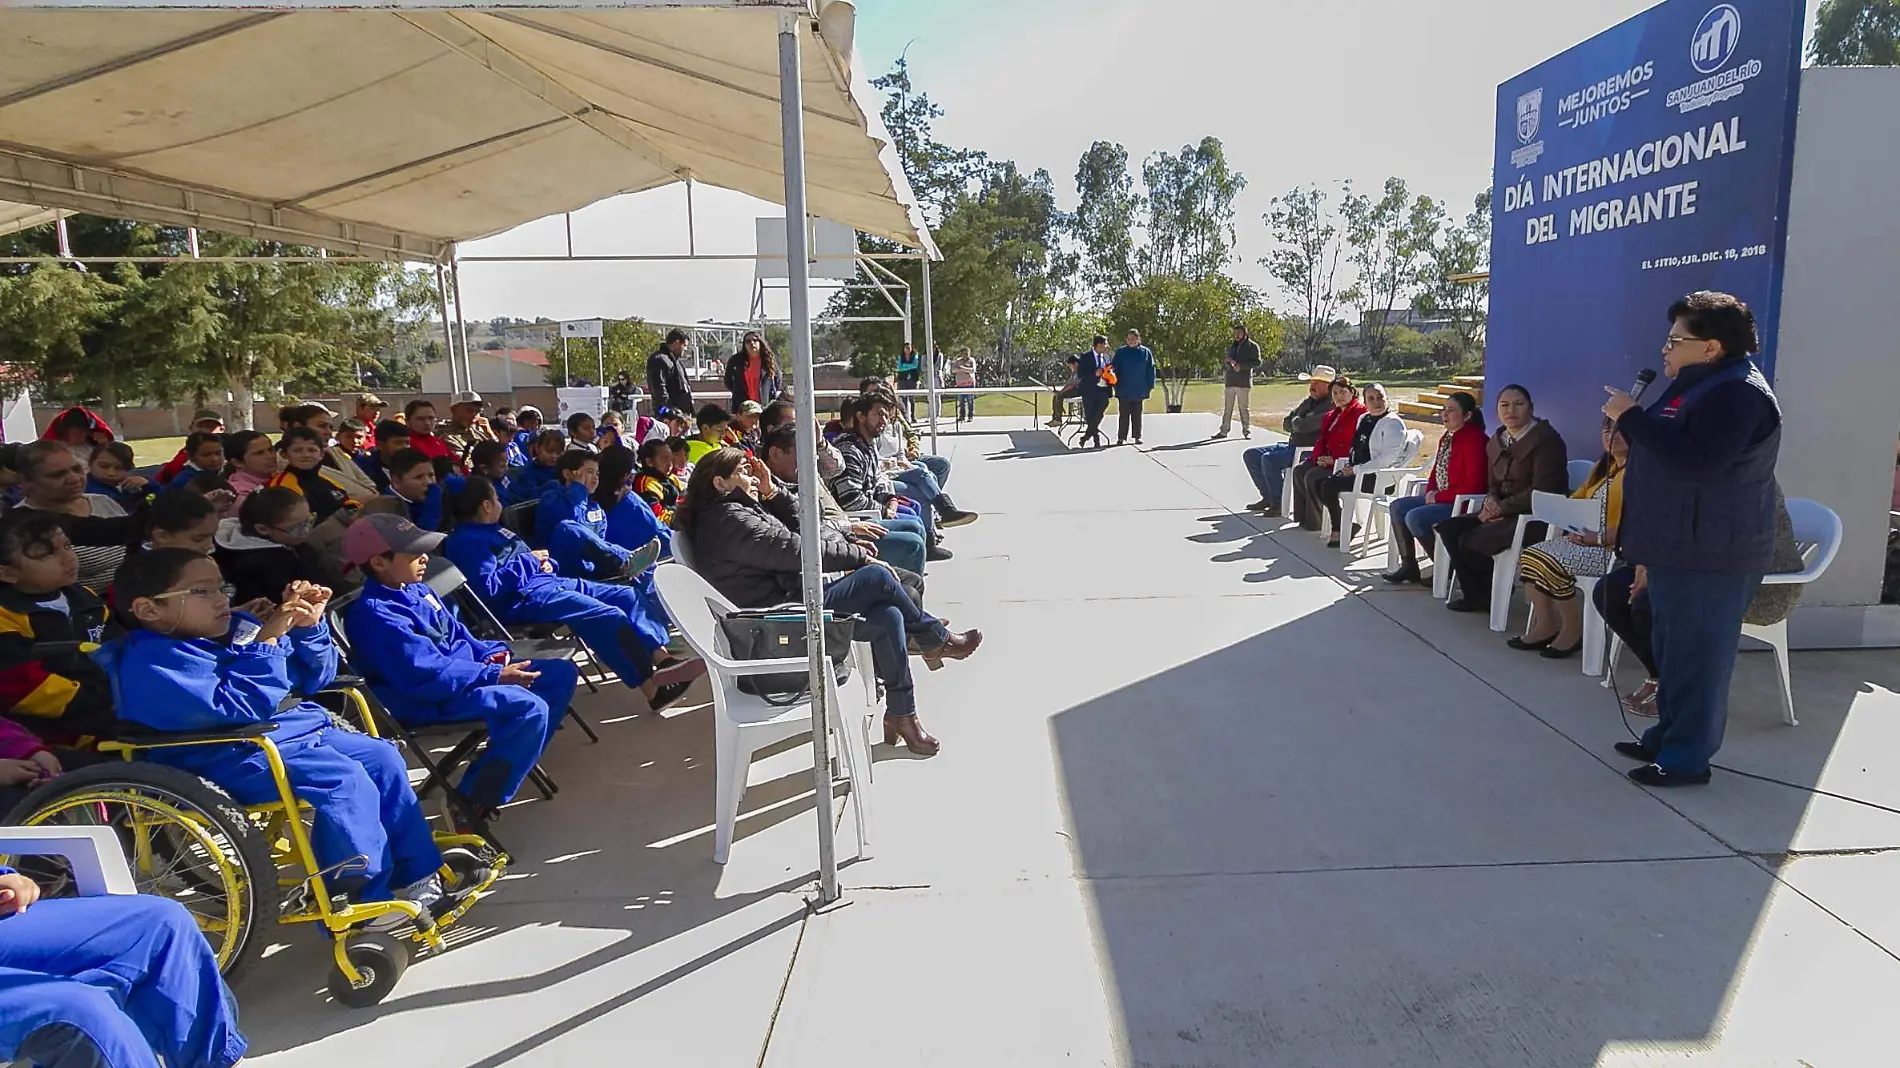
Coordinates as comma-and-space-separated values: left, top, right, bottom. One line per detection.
1508, 417, 1628, 659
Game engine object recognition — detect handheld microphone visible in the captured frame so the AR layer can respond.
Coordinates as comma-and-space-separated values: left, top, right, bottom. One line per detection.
1629, 368, 1658, 404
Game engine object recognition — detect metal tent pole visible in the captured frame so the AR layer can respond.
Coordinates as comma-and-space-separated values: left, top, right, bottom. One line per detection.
922, 256, 938, 452
779, 8, 840, 904
450, 247, 473, 394
435, 264, 459, 394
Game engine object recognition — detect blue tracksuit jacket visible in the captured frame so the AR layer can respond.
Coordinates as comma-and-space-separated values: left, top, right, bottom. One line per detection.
536, 481, 629, 581
604, 492, 671, 558
507, 461, 560, 506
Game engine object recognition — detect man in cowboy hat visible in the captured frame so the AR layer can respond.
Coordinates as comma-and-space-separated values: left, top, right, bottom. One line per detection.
1243, 365, 1338, 517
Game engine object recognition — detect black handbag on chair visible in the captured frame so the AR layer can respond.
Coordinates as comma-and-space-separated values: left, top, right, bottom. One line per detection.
717, 607, 859, 706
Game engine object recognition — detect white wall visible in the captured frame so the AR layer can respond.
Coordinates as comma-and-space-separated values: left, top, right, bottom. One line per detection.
1773, 67, 1900, 640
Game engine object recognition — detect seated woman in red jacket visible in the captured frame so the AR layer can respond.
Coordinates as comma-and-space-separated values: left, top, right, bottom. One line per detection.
1383, 391, 1488, 584
1290, 376, 1366, 531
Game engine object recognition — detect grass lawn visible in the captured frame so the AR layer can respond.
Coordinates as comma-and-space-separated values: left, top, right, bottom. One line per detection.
962, 375, 1445, 422
129, 436, 188, 467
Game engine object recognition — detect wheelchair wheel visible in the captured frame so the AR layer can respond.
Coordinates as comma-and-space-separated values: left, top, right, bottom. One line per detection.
329, 931, 410, 1007
2, 763, 277, 979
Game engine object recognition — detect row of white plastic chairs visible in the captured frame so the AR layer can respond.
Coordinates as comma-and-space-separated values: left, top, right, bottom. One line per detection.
1283, 441, 1844, 729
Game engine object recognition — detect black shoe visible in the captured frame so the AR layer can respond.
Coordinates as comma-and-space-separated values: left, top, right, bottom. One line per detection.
1540, 641, 1583, 660
926, 543, 955, 562
1381, 564, 1422, 585
938, 509, 979, 529
1613, 741, 1657, 762
647, 680, 692, 712
1628, 763, 1711, 787
1446, 598, 1488, 613
1506, 634, 1555, 651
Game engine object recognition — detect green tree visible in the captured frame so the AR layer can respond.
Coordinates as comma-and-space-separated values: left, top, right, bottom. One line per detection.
542, 318, 664, 386
1070, 141, 1141, 297
1262, 184, 1348, 367
1107, 273, 1277, 382
1140, 137, 1247, 279
1413, 190, 1492, 364
1339, 178, 1443, 365
1810, 0, 1900, 64
870, 56, 986, 225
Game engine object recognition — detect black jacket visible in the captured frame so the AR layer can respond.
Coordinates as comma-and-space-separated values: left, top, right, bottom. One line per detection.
0, 582, 122, 746
609, 377, 637, 413
1225, 338, 1262, 388
646, 347, 693, 414
1282, 393, 1332, 448
827, 433, 888, 513
212, 520, 316, 606
684, 490, 871, 607
724, 351, 785, 411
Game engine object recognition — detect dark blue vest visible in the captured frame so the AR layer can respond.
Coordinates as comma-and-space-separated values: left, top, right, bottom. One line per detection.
1620, 357, 1781, 571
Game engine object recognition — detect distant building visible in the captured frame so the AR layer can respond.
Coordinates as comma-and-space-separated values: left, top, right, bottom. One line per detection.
421, 348, 550, 393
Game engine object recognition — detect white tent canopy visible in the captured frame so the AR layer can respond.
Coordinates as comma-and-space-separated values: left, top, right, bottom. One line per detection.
0, 0, 936, 262
0, 202, 68, 237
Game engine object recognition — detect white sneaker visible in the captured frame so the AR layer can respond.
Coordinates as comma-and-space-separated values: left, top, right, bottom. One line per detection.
396, 873, 444, 910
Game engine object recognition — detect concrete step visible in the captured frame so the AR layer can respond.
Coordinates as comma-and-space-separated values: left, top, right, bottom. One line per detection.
1397, 400, 1445, 422
1452, 374, 1486, 387
1435, 384, 1483, 401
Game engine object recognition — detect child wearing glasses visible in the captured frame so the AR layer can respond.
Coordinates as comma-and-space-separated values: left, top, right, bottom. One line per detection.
106, 550, 456, 911
212, 487, 328, 606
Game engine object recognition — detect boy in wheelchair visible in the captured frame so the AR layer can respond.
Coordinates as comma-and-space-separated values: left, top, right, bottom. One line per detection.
340, 512, 575, 827
106, 549, 463, 913
441, 478, 697, 712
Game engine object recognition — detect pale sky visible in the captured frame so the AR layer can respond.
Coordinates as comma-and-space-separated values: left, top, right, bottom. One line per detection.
455, 0, 1825, 325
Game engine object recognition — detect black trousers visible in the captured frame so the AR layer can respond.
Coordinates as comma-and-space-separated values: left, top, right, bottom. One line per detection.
1315, 472, 1374, 531
1080, 394, 1111, 447
1594, 564, 1659, 677
1117, 399, 1144, 442
1291, 461, 1330, 529
1435, 514, 1546, 604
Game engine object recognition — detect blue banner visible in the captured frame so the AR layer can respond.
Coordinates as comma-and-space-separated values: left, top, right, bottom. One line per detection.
1487, 0, 1804, 450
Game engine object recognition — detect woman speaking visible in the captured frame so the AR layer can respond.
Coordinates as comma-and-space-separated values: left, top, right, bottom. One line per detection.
1602, 291, 1782, 788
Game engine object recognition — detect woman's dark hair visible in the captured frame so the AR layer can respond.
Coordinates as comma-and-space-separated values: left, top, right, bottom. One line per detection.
565, 411, 595, 435
1668, 290, 1759, 357
386, 447, 431, 479
593, 445, 636, 508
277, 426, 324, 457
1443, 391, 1485, 432
1590, 417, 1625, 487
450, 476, 498, 522
671, 447, 749, 536
238, 486, 305, 537
636, 437, 671, 463
111, 547, 205, 623
90, 441, 135, 470
1497, 383, 1535, 410
556, 449, 597, 477
743, 331, 779, 375
223, 430, 270, 468
16, 441, 74, 481
1329, 375, 1357, 397
0, 510, 65, 567
469, 440, 508, 473
149, 488, 217, 533
374, 419, 410, 447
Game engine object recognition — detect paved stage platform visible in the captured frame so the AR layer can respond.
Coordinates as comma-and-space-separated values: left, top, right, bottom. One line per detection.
242, 413, 1900, 1067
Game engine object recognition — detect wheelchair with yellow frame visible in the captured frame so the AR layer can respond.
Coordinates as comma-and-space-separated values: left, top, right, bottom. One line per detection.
0, 670, 509, 1007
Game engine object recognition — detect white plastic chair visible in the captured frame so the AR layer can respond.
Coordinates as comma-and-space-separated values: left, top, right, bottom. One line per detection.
1744, 499, 1843, 727
0, 826, 137, 897
1567, 459, 1595, 493
1504, 491, 1609, 663
1279, 448, 1315, 518
651, 562, 873, 864
1432, 495, 1488, 600
1337, 429, 1425, 556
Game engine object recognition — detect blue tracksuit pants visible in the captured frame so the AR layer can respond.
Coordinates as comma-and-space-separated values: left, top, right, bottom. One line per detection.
166, 725, 442, 902
390, 658, 576, 809
0, 894, 246, 1068
507, 581, 665, 688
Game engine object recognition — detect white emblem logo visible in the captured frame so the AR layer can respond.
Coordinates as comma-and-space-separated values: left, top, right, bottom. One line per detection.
1516, 88, 1543, 144
1692, 5, 1742, 75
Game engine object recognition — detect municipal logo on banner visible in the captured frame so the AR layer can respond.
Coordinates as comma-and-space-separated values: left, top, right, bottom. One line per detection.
1692, 4, 1742, 73
560, 319, 604, 340
1511, 88, 1546, 168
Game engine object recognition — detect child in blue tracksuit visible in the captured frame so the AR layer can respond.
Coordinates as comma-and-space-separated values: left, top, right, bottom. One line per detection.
104, 549, 445, 907
507, 429, 566, 507
535, 451, 635, 582
0, 868, 247, 1068
384, 447, 461, 532
340, 512, 575, 821
442, 477, 696, 712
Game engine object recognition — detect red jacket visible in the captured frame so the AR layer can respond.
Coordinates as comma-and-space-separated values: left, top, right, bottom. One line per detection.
408, 431, 459, 469
40, 406, 113, 445
1312, 400, 1366, 463
1427, 423, 1489, 503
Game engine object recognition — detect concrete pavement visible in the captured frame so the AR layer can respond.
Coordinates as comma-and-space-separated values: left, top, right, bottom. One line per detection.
243, 413, 1900, 1067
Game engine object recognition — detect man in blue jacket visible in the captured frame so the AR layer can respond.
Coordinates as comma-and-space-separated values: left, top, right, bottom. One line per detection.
444, 478, 695, 712
1111, 329, 1157, 446
341, 513, 574, 821
106, 549, 447, 907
